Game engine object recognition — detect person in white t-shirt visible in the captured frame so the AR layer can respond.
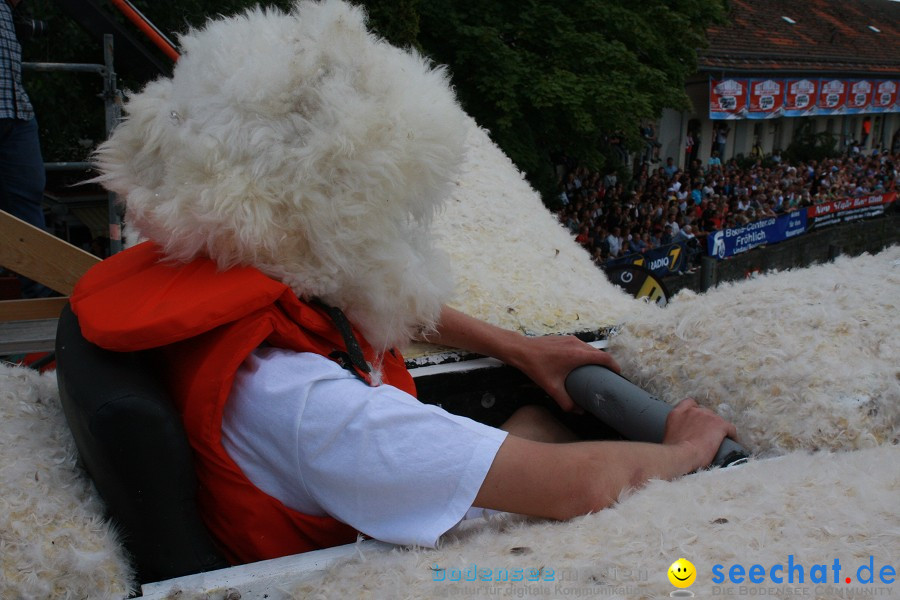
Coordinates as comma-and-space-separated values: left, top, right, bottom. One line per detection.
89, 0, 738, 559
606, 226, 622, 257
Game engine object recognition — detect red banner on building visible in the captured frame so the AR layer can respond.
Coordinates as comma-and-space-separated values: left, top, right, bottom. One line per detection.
817, 79, 847, 111
783, 79, 818, 116
845, 80, 874, 113
710, 79, 748, 119
709, 77, 899, 119
871, 80, 899, 112
748, 79, 784, 117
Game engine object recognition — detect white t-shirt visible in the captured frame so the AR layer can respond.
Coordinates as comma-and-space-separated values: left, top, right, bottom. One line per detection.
221, 347, 508, 548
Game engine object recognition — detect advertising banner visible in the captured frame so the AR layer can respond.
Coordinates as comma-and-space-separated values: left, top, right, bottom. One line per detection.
806, 192, 896, 230
870, 80, 899, 113
606, 242, 689, 278
817, 79, 847, 113
747, 79, 784, 118
709, 79, 748, 120
845, 80, 874, 114
783, 79, 818, 117
707, 211, 807, 259
709, 77, 899, 119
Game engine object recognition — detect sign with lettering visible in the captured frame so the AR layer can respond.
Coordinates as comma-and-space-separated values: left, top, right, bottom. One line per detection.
807, 193, 896, 229
783, 79, 818, 117
870, 80, 899, 113
845, 80, 873, 113
748, 79, 784, 118
817, 79, 847, 112
710, 79, 748, 119
707, 211, 807, 259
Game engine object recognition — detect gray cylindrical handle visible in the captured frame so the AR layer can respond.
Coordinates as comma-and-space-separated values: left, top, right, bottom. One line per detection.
565, 365, 748, 468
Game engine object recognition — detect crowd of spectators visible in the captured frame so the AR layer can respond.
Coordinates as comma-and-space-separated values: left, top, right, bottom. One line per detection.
555, 147, 898, 271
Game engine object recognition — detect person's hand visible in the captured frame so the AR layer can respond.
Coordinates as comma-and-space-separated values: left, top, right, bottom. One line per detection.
421, 307, 620, 413
508, 335, 621, 413
662, 398, 738, 471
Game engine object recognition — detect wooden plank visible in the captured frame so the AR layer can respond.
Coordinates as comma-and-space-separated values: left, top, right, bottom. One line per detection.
0, 211, 100, 296
0, 319, 58, 354
0, 297, 68, 321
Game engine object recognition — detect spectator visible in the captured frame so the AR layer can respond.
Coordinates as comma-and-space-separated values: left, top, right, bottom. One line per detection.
640, 120, 661, 164
668, 172, 684, 194
714, 124, 729, 158
552, 136, 896, 274
660, 224, 674, 246
1, 0, 50, 298
602, 169, 618, 190
666, 212, 681, 236
673, 225, 700, 272
673, 223, 695, 244
759, 201, 777, 219
605, 203, 623, 231
606, 227, 622, 257
592, 224, 610, 255
690, 185, 702, 207
626, 234, 643, 254
574, 224, 590, 248
685, 128, 701, 165
663, 157, 678, 180
750, 138, 764, 159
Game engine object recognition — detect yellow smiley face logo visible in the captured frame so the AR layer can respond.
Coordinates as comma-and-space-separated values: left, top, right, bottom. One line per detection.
668, 558, 697, 588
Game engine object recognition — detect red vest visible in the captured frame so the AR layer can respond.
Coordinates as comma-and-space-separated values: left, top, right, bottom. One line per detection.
71, 241, 417, 564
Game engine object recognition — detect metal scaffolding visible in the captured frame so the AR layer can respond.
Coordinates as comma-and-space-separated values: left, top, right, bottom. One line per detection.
23, 34, 123, 255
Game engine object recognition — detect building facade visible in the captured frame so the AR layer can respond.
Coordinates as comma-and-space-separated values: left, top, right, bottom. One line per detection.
657, 0, 900, 169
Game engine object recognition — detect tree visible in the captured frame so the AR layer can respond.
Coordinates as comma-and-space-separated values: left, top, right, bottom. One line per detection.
416, 0, 725, 203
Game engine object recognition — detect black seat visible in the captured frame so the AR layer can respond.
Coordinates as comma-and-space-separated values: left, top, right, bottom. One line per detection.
55, 303, 229, 583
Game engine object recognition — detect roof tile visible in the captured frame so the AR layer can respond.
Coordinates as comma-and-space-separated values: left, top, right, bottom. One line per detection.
699, 0, 900, 76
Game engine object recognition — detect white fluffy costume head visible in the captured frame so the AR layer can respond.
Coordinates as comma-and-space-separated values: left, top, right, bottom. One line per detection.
93, 0, 468, 350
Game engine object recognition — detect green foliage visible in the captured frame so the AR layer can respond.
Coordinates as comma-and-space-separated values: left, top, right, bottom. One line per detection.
417, 0, 725, 202
784, 122, 839, 164
359, 0, 420, 48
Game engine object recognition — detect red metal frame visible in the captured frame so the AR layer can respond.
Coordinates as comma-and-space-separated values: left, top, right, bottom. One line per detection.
109, 0, 179, 62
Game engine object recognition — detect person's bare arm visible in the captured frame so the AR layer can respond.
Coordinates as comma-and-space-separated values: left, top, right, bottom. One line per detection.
475, 398, 737, 519
419, 305, 619, 412
421, 306, 739, 518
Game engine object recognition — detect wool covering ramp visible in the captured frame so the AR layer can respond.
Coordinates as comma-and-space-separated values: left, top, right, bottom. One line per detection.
0, 101, 897, 600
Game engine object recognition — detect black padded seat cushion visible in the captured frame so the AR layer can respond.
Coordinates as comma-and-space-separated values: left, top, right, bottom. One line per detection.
55, 303, 228, 583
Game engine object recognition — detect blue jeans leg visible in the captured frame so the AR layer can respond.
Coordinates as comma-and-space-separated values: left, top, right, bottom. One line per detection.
0, 117, 53, 297
0, 117, 47, 228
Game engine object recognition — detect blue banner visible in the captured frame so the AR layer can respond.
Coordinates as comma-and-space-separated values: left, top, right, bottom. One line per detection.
707, 211, 808, 259
606, 242, 689, 277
